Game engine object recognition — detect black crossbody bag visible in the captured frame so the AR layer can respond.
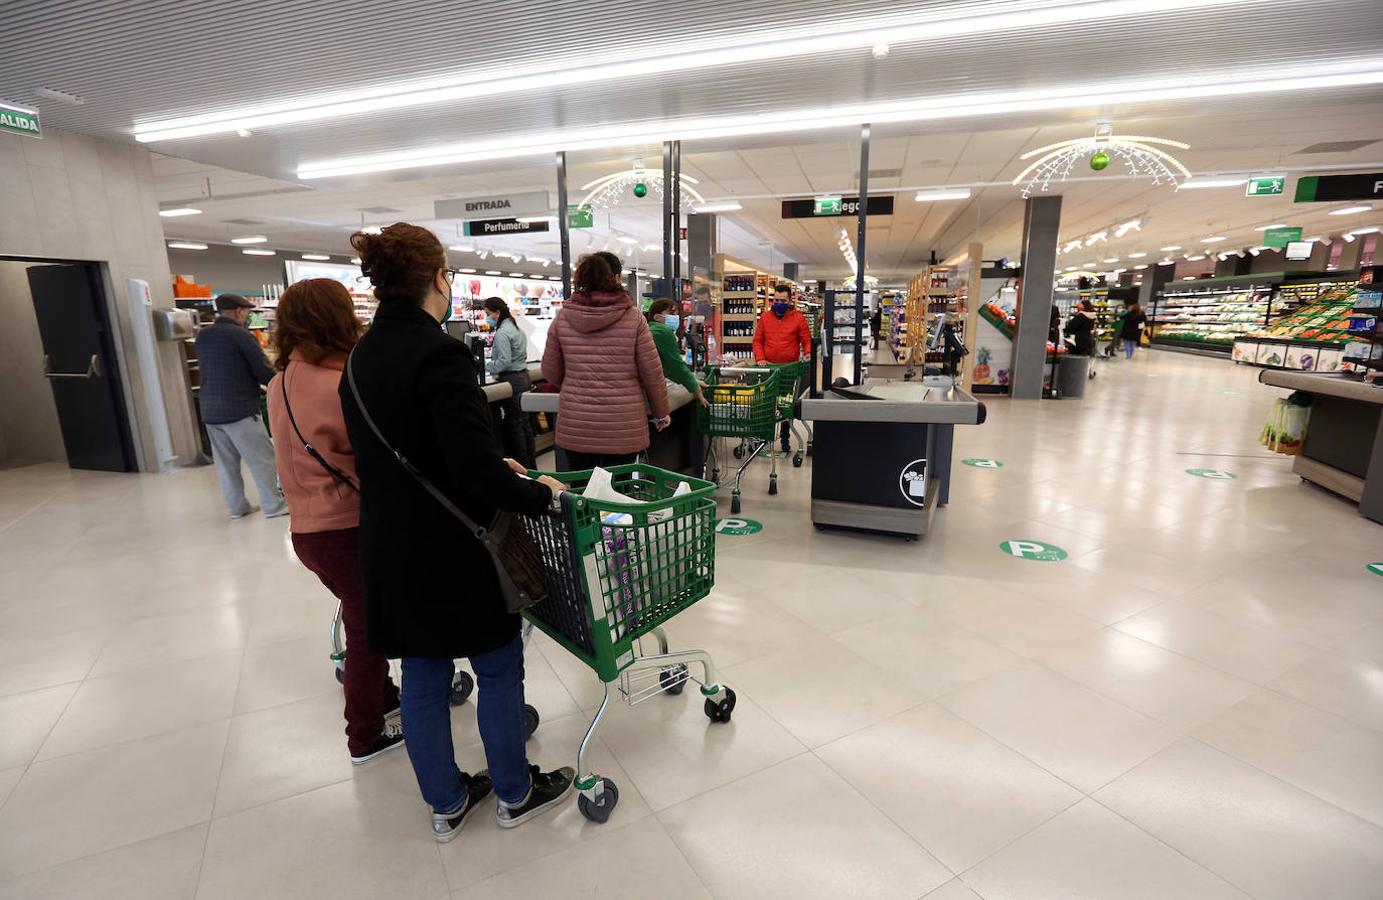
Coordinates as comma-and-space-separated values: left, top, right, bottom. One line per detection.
344, 351, 546, 614
281, 366, 359, 493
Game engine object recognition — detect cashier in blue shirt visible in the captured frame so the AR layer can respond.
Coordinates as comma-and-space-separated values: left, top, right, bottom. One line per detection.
483, 297, 536, 468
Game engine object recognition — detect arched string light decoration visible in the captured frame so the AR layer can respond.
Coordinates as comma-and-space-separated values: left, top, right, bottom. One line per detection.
576, 157, 706, 212
1012, 124, 1190, 198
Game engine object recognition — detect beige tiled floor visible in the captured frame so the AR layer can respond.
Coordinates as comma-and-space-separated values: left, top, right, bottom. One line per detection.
0, 350, 1380, 898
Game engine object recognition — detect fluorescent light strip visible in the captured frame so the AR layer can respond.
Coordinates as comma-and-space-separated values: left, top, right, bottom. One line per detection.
133, 0, 1269, 142
167, 241, 208, 250
1329, 205, 1372, 215
1177, 179, 1247, 190
693, 201, 742, 212
1159, 245, 1183, 251
158, 207, 202, 217
242, 248, 276, 256
1349, 226, 1381, 235
301, 253, 332, 261
914, 189, 971, 202
1253, 223, 1287, 231
1201, 235, 1227, 243
1127, 251, 1147, 258
231, 235, 268, 244
297, 61, 1383, 179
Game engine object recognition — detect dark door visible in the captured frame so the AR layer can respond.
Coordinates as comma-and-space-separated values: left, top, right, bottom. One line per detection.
26, 263, 137, 472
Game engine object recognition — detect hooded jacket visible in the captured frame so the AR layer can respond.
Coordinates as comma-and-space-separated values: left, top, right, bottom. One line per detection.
542, 290, 670, 455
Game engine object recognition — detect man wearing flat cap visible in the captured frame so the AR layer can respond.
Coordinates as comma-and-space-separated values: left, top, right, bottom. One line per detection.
194, 293, 287, 518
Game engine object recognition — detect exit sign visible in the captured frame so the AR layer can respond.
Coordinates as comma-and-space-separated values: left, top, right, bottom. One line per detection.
0, 102, 40, 139
814, 196, 842, 216
1246, 176, 1285, 197
567, 206, 594, 229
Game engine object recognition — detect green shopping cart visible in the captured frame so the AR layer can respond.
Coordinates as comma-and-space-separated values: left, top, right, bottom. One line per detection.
699, 366, 780, 514
767, 360, 810, 469
518, 464, 733, 824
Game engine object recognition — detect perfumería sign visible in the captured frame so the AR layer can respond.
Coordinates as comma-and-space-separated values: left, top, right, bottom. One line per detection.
435, 191, 550, 220
1245, 176, 1285, 197
0, 102, 40, 138
1294, 173, 1383, 203
462, 218, 550, 237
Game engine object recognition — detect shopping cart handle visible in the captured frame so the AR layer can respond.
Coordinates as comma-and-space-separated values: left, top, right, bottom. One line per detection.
719, 366, 772, 374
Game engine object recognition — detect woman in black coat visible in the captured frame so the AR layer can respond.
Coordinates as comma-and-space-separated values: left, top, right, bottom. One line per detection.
341, 222, 574, 843
1063, 299, 1096, 355
1119, 300, 1148, 358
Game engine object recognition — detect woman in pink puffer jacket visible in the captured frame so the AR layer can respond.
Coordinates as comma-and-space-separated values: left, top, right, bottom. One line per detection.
542, 253, 671, 470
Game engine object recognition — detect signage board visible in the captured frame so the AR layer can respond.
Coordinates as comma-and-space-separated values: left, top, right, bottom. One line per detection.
462, 218, 551, 237
814, 196, 843, 216
435, 191, 550, 220
1245, 176, 1285, 197
782, 196, 894, 218
1294, 173, 1383, 203
1263, 226, 1303, 249
0, 102, 40, 138
567, 206, 594, 229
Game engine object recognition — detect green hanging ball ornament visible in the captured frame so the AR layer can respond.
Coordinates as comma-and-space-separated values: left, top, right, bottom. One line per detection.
1089, 151, 1110, 172
633, 182, 648, 198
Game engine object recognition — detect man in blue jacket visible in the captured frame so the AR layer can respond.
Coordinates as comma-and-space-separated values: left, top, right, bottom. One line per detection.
194, 294, 286, 518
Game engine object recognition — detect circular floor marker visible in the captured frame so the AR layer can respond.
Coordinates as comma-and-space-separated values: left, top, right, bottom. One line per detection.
999, 540, 1068, 562
1367, 563, 1383, 578
1185, 468, 1237, 480
715, 517, 763, 536
962, 458, 1004, 469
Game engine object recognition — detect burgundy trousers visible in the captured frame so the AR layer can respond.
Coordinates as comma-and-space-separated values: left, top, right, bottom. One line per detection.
291, 527, 400, 755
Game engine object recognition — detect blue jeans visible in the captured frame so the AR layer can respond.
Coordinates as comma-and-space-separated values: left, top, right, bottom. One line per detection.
1123, 338, 1137, 359
206, 414, 286, 516
401, 634, 530, 813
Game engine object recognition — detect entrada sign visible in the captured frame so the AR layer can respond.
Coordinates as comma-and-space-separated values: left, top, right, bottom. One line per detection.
435, 191, 550, 220
0, 102, 40, 139
1294, 173, 1383, 203
782, 196, 894, 218
462, 218, 551, 236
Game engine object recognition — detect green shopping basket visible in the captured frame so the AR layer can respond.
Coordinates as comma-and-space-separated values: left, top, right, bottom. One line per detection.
519, 465, 717, 683
698, 367, 778, 441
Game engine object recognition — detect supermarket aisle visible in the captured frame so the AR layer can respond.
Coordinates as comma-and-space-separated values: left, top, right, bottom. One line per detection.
0, 350, 1380, 899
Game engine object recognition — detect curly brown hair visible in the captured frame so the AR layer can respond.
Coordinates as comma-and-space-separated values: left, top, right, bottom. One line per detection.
573, 253, 624, 294
350, 222, 446, 305
271, 278, 361, 370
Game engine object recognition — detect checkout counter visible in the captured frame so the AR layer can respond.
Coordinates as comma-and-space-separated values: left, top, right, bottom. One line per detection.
799, 378, 986, 539
1258, 369, 1383, 524
521, 383, 701, 475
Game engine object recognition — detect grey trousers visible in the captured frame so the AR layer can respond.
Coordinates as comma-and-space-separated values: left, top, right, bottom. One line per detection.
206, 414, 286, 517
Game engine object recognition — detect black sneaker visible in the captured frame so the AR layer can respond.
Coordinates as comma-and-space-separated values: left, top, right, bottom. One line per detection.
495, 765, 576, 829
432, 771, 493, 843
350, 721, 405, 765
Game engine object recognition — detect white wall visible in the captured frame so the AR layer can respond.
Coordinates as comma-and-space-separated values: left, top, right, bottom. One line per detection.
0, 262, 66, 462
0, 127, 198, 471
166, 242, 290, 295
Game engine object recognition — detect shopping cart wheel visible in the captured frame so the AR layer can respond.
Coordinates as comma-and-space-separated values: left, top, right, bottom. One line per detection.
730, 494, 742, 515
578, 778, 619, 824
768, 476, 778, 496
450, 669, 475, 705
334, 665, 345, 685
704, 687, 737, 723
523, 704, 540, 740
792, 451, 804, 468
733, 442, 745, 460
660, 664, 688, 695
806, 440, 814, 457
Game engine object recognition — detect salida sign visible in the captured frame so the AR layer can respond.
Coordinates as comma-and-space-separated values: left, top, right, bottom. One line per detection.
0, 103, 40, 138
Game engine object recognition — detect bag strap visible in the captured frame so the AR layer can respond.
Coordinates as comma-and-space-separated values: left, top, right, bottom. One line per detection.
281, 363, 359, 493
345, 350, 487, 539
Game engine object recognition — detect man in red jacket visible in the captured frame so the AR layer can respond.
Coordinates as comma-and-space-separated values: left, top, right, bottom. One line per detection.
753, 284, 812, 452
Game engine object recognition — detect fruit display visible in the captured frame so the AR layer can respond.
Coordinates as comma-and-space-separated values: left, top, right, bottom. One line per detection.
1232, 281, 1373, 370
1149, 286, 1272, 349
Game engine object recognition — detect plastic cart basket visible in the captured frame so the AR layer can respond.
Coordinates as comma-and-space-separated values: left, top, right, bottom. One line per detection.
699, 366, 780, 514
519, 464, 733, 823
767, 361, 811, 467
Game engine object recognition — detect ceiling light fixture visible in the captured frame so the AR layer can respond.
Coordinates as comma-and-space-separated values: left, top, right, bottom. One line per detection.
1254, 223, 1287, 231
167, 241, 208, 250
1342, 232, 1357, 243
158, 207, 202, 217
692, 201, 742, 213
485, 270, 502, 275
1201, 235, 1227, 243
350, 257, 362, 265
1114, 218, 1143, 238
296, 61, 1383, 179
448, 244, 476, 253
231, 235, 268, 244
1159, 245, 1182, 251
1103, 257, 1120, 263
1084, 231, 1109, 246
1349, 225, 1381, 236
1184, 253, 1206, 261
914, 189, 971, 202
508, 271, 525, 277
459, 267, 477, 273
1329, 205, 1372, 216
242, 248, 276, 256
1061, 239, 1083, 254
136, 0, 1274, 143
1176, 178, 1247, 190
301, 253, 331, 261
1133, 263, 1149, 270
1127, 251, 1147, 258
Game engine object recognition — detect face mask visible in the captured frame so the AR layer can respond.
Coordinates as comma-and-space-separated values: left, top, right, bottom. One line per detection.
439, 301, 453, 324
661, 314, 680, 331
772, 302, 790, 316
486, 315, 499, 329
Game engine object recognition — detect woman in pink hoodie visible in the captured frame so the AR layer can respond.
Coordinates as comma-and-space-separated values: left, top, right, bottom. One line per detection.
542, 253, 671, 470
266, 278, 403, 765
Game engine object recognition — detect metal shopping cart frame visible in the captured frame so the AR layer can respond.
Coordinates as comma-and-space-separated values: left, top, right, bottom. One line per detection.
699, 366, 780, 514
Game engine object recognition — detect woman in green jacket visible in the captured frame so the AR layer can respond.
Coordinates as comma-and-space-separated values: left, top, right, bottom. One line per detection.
646, 298, 706, 407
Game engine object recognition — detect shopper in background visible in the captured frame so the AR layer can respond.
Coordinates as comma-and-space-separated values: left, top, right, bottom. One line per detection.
646, 298, 707, 408
542, 252, 671, 470
870, 304, 883, 350
266, 279, 403, 764
1063, 299, 1097, 355
483, 296, 536, 469
342, 223, 573, 842
1120, 299, 1147, 359
195, 293, 287, 519
752, 284, 811, 454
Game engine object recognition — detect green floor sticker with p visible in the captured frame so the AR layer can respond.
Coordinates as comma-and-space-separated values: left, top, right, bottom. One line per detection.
715, 517, 763, 536
1368, 563, 1383, 578
999, 540, 1068, 562
1185, 468, 1236, 479
962, 458, 1004, 468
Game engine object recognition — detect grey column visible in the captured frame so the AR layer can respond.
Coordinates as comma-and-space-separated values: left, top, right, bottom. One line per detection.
1138, 259, 1176, 308
687, 212, 717, 329
783, 262, 800, 282
556, 151, 572, 299
1011, 195, 1062, 399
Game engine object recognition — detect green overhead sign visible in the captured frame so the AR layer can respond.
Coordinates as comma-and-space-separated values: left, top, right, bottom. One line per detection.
567, 206, 594, 229
1263, 227, 1302, 249
813, 197, 842, 216
0, 103, 40, 139
1245, 176, 1285, 197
